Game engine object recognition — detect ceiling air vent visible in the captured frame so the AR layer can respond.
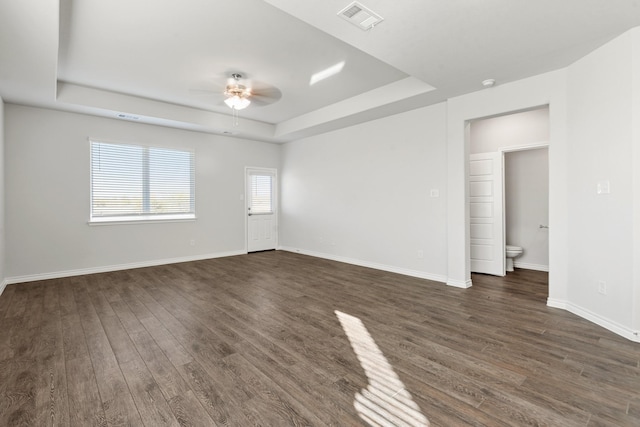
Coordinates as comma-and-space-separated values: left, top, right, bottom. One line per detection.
338, 1, 384, 31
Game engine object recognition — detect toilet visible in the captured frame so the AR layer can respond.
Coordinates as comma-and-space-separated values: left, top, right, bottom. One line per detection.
505, 245, 523, 272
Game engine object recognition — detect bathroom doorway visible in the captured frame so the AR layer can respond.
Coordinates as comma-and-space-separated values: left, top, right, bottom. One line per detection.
503, 146, 549, 272
469, 106, 550, 276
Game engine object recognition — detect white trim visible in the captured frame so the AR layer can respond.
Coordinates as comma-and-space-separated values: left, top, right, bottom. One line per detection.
88, 216, 196, 226
447, 278, 473, 289
498, 141, 549, 154
278, 246, 448, 284
547, 298, 640, 343
0, 279, 7, 296
4, 250, 245, 285
513, 261, 549, 272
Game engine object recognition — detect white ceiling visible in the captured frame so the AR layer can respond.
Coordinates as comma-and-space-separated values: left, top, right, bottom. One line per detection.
2, 0, 640, 143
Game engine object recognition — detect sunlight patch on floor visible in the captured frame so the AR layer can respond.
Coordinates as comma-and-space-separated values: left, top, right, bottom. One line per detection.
336, 310, 429, 427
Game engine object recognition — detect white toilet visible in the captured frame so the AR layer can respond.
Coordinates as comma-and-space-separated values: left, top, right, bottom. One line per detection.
505, 245, 523, 272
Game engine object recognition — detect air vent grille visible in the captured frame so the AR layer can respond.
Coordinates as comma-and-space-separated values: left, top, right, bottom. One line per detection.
338, 1, 383, 31
342, 5, 362, 19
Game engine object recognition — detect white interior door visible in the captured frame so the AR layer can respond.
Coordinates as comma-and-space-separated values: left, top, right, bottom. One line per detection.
469, 152, 505, 276
246, 168, 277, 252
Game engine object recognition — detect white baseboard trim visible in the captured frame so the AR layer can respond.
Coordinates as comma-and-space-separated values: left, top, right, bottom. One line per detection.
514, 261, 549, 272
4, 250, 246, 285
447, 278, 473, 289
0, 279, 7, 296
279, 246, 448, 284
547, 298, 640, 343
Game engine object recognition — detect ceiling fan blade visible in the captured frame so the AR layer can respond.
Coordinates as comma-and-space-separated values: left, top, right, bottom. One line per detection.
250, 87, 282, 106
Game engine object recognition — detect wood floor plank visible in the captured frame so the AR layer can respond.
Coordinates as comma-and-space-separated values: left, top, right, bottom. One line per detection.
1, 250, 639, 426
156, 276, 353, 383
126, 284, 262, 423
177, 360, 255, 426
98, 313, 181, 427
34, 290, 70, 426
3, 284, 28, 319
66, 356, 108, 426
0, 330, 39, 425
60, 295, 106, 426
73, 283, 144, 426
234, 339, 365, 426
0, 284, 16, 320
109, 298, 217, 426
221, 352, 325, 426
121, 285, 195, 368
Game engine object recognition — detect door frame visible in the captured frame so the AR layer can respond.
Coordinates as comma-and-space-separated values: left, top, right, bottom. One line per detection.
244, 166, 278, 253
468, 141, 550, 276
498, 142, 549, 271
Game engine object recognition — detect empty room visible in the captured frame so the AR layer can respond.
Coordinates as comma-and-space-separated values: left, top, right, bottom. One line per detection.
1, 1, 640, 425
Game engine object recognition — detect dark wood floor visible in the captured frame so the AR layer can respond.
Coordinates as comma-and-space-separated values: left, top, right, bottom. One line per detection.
1, 251, 639, 426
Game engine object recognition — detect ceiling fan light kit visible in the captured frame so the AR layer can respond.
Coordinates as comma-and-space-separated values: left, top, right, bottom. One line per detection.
224, 73, 251, 110
224, 94, 251, 110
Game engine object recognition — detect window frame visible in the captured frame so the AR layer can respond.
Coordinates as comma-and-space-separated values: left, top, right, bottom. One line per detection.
248, 172, 275, 216
88, 139, 196, 225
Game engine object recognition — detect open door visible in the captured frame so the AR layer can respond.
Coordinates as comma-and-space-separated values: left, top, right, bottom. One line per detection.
246, 167, 277, 252
469, 152, 505, 276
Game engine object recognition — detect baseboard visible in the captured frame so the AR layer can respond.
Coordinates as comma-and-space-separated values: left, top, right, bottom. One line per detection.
0, 279, 7, 296
278, 246, 448, 284
4, 250, 246, 285
547, 298, 640, 343
514, 261, 549, 272
446, 278, 473, 289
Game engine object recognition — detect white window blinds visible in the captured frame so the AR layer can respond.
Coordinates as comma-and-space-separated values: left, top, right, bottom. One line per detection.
90, 140, 195, 222
249, 173, 273, 214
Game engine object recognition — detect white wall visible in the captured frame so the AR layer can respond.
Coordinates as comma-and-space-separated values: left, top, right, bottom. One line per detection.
444, 27, 640, 340
470, 107, 550, 154
0, 97, 5, 292
281, 45, 639, 341
633, 27, 640, 335
564, 28, 639, 332
504, 148, 549, 270
5, 105, 280, 281
280, 103, 448, 281
446, 69, 569, 291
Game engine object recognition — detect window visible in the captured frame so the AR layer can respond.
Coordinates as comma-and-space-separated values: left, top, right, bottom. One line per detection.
90, 140, 195, 222
248, 172, 273, 215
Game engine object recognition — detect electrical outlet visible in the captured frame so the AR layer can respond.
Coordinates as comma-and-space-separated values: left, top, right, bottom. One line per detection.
417, 250, 424, 259
597, 281, 607, 295
190, 239, 196, 246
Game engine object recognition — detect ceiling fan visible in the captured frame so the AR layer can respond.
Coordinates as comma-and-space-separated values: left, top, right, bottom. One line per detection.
192, 72, 282, 111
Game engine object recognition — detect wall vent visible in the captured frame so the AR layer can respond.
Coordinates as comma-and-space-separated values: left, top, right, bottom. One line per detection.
338, 2, 384, 31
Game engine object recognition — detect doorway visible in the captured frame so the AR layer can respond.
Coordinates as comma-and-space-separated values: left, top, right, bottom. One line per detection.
469, 107, 550, 276
503, 146, 549, 272
246, 167, 278, 252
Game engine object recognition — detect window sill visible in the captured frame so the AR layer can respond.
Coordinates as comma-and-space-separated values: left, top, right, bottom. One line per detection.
88, 214, 196, 226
